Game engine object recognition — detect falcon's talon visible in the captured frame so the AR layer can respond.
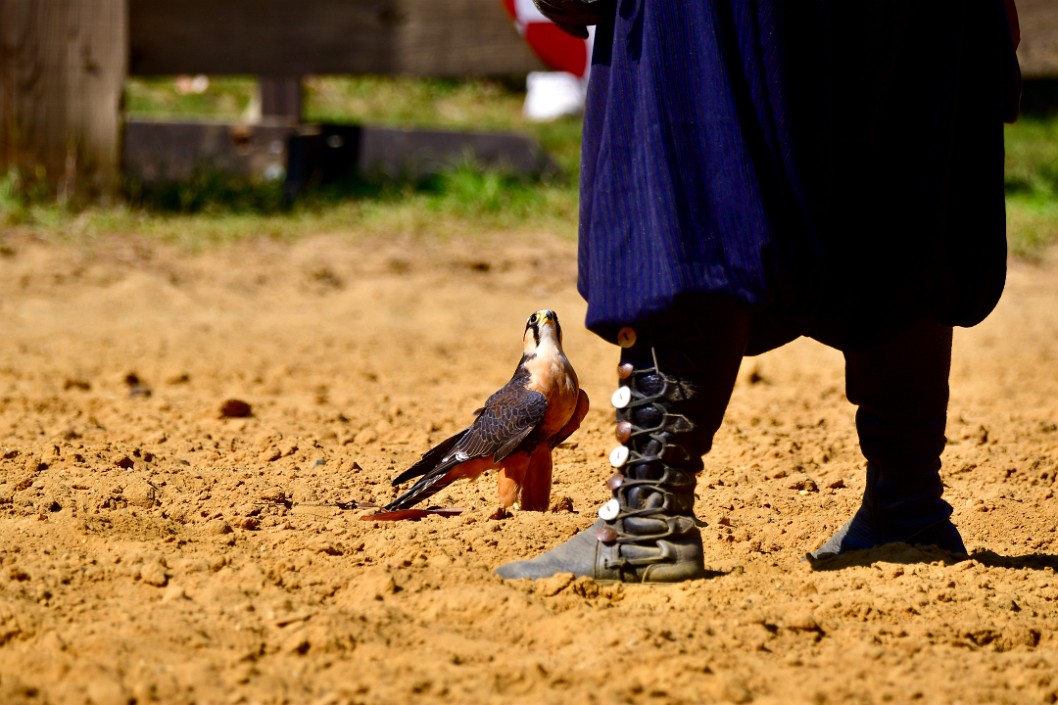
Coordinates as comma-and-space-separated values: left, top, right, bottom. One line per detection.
384, 310, 588, 514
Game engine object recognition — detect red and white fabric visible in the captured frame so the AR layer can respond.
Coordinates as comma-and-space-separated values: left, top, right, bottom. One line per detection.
502, 0, 594, 80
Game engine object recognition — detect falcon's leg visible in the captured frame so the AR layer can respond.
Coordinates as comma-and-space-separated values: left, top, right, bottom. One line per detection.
809, 318, 966, 561
497, 454, 530, 509
518, 444, 553, 511
497, 299, 750, 582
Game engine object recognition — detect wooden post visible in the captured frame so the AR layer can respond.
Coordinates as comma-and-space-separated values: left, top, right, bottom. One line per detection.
1018, 0, 1058, 78
259, 77, 303, 124
0, 0, 127, 202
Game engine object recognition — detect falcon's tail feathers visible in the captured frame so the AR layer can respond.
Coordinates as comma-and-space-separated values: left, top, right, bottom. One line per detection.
385, 454, 494, 512
384, 468, 458, 512
390, 430, 467, 486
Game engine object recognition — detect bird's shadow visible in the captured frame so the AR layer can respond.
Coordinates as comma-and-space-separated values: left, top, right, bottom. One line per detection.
807, 543, 1058, 572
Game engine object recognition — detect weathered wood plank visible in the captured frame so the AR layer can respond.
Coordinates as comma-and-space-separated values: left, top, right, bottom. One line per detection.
284, 122, 555, 200
123, 119, 555, 201
395, 0, 541, 77
125, 0, 1058, 80
355, 124, 555, 180
0, 0, 127, 200
1018, 0, 1058, 78
128, 0, 542, 78
123, 119, 292, 184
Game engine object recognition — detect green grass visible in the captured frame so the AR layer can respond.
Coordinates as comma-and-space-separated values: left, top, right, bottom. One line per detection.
1004, 115, 1058, 260
124, 76, 259, 121
2, 76, 1057, 259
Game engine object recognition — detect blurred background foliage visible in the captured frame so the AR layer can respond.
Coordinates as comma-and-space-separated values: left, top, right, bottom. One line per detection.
1, 76, 1057, 259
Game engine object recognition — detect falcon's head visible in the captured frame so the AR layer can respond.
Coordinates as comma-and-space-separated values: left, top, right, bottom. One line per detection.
524, 309, 563, 354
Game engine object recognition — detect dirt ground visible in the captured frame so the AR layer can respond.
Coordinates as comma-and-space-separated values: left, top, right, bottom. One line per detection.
0, 229, 1056, 705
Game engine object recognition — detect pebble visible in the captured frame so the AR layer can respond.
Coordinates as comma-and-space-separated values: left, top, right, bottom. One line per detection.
219, 399, 253, 418
139, 560, 169, 587
205, 519, 233, 536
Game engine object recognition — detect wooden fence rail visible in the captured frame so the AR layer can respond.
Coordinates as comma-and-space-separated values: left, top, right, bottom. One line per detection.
128, 0, 541, 78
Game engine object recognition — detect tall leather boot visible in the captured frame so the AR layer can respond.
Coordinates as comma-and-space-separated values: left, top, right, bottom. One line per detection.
810, 318, 967, 560
496, 304, 748, 582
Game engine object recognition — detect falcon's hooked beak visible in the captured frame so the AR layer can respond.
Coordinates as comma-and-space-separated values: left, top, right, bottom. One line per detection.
524, 309, 562, 352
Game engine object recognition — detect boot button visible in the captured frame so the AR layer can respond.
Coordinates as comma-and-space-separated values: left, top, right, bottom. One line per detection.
616, 327, 637, 348
617, 362, 634, 379
595, 525, 618, 544
611, 386, 631, 409
615, 420, 632, 442
598, 498, 621, 521
609, 445, 629, 468
606, 472, 625, 491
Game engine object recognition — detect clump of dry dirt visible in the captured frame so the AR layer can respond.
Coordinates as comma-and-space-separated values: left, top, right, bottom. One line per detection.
0, 231, 1056, 705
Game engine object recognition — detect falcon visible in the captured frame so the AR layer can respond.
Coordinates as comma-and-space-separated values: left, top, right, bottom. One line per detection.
385, 309, 589, 513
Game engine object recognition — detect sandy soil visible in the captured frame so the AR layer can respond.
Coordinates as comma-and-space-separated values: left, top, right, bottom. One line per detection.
0, 229, 1056, 705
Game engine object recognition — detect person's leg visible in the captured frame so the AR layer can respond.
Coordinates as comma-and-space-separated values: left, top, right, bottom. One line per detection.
496, 299, 750, 582
810, 318, 966, 560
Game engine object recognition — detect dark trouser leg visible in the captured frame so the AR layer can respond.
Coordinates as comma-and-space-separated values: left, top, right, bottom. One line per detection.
810, 318, 967, 559
496, 298, 750, 582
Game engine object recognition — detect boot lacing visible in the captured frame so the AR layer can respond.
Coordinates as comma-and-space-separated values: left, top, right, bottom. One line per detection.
599, 360, 698, 547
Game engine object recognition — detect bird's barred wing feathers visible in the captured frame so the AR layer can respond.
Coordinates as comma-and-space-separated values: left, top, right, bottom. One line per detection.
455, 374, 548, 462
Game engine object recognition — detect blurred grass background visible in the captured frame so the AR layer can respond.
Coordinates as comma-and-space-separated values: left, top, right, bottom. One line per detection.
1, 75, 1057, 259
